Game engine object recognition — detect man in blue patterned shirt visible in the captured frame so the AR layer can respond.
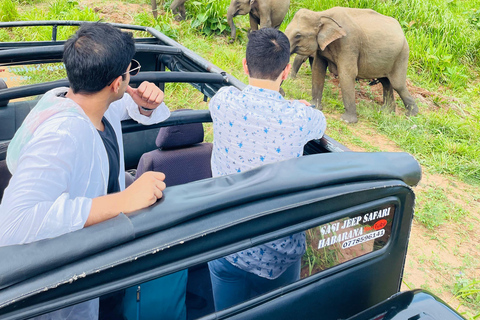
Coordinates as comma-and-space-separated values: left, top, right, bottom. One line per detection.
208, 28, 327, 311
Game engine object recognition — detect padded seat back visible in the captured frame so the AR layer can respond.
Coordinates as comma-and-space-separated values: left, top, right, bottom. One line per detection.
135, 113, 213, 186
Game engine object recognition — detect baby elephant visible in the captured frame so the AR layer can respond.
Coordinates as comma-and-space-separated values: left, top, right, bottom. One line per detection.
227, 0, 290, 43
285, 7, 418, 123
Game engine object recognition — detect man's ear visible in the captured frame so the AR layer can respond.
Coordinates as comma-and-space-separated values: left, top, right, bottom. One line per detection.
242, 58, 249, 75
281, 63, 292, 80
110, 76, 122, 93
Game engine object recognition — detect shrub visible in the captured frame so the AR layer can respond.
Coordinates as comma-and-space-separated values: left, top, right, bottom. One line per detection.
187, 0, 231, 36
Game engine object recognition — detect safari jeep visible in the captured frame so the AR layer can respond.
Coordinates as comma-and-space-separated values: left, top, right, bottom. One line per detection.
0, 21, 465, 320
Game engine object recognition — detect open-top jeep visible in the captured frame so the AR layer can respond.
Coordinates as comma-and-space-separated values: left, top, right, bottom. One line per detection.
0, 21, 465, 320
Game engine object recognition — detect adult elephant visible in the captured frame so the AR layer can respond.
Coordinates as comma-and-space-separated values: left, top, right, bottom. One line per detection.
227, 0, 290, 43
171, 0, 188, 21
285, 7, 418, 123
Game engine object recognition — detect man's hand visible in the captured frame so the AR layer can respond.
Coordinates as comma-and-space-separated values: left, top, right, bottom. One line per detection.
297, 99, 312, 106
126, 81, 165, 115
86, 171, 166, 227
120, 171, 166, 213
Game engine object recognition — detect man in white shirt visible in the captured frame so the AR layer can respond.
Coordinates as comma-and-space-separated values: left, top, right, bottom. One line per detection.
0, 22, 170, 319
208, 28, 327, 311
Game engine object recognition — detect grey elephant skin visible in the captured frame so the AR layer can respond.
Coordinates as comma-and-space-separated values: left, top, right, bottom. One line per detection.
227, 0, 290, 42
285, 7, 418, 123
171, 0, 188, 21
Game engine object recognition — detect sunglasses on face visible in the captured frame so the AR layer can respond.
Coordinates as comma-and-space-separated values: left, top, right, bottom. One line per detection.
107, 59, 141, 86
126, 59, 141, 77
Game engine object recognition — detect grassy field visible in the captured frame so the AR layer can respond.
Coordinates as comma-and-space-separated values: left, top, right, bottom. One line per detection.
1, 0, 480, 317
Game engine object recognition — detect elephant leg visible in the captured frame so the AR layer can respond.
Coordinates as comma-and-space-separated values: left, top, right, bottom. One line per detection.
338, 64, 358, 123
391, 82, 418, 116
291, 55, 308, 79
389, 48, 418, 116
388, 73, 418, 116
308, 56, 314, 69
379, 77, 395, 112
311, 54, 328, 109
249, 14, 259, 32
171, 0, 185, 21
179, 4, 186, 20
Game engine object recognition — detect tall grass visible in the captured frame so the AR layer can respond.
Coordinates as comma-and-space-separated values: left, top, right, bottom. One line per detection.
0, 0, 99, 42
0, 0, 19, 22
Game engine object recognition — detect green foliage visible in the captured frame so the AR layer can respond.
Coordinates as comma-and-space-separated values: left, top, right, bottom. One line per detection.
454, 275, 480, 317
0, 0, 19, 22
187, 0, 231, 36
465, 8, 480, 29
134, 10, 180, 40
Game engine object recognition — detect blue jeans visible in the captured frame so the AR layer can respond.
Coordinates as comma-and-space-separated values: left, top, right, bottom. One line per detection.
208, 258, 301, 311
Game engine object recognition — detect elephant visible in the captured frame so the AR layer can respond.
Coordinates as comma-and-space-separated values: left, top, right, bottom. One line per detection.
171, 0, 187, 21
291, 54, 313, 79
285, 7, 418, 123
227, 0, 290, 43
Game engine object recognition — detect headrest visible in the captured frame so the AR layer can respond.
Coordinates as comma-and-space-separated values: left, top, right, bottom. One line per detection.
155, 110, 204, 149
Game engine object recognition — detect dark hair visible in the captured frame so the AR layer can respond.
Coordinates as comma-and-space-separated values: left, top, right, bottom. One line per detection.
63, 22, 135, 94
245, 28, 290, 81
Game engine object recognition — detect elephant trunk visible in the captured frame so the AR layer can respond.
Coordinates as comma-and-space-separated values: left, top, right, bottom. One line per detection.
227, 4, 237, 42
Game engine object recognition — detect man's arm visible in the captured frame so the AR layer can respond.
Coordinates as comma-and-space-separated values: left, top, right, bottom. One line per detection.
85, 171, 166, 226
302, 102, 327, 141
110, 81, 170, 125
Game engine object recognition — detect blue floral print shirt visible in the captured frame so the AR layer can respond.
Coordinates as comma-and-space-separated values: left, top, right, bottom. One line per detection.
209, 85, 327, 279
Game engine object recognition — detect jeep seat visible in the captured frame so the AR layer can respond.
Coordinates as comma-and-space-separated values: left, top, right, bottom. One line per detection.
124, 113, 214, 319
135, 111, 213, 186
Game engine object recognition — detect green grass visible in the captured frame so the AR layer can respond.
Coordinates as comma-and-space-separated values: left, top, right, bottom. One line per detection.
414, 185, 467, 229
0, 0, 19, 22
0, 0, 99, 42
454, 275, 480, 318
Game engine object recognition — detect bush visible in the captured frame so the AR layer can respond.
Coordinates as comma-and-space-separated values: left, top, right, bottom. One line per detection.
187, 0, 231, 36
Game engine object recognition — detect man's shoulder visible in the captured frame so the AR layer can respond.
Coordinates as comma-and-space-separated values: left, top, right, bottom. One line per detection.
212, 85, 241, 100
35, 113, 93, 141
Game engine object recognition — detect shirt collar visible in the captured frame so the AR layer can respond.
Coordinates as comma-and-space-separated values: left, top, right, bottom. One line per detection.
243, 85, 284, 101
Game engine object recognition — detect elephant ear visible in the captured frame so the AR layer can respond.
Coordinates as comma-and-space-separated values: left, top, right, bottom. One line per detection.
317, 16, 347, 51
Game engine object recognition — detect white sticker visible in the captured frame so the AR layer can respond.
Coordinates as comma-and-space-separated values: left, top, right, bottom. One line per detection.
341, 229, 385, 249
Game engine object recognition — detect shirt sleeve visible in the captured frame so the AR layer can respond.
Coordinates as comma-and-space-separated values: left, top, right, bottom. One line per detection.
109, 93, 171, 125
0, 128, 92, 246
301, 103, 327, 142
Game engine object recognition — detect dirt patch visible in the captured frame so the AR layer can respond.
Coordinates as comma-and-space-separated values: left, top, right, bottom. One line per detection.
79, 1, 152, 24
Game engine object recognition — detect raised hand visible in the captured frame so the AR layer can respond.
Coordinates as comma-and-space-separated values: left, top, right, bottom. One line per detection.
126, 81, 165, 112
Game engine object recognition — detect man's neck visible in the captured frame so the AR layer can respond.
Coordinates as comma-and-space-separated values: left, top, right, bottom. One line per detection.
248, 77, 282, 92
66, 89, 112, 131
